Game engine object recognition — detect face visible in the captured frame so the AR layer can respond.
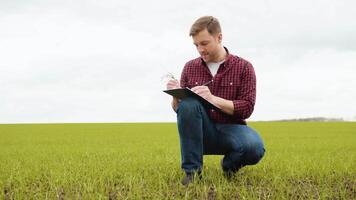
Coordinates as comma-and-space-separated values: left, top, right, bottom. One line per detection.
192, 29, 222, 62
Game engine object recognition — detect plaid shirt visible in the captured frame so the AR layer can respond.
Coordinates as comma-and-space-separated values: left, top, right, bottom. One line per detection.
180, 48, 256, 124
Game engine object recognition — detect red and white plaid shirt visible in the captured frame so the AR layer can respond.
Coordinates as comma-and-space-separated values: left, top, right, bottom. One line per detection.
180, 47, 256, 124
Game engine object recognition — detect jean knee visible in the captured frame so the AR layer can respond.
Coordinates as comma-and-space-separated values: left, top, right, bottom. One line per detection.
177, 97, 202, 114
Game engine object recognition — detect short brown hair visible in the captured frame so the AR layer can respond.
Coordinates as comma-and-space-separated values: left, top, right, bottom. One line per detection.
189, 16, 221, 36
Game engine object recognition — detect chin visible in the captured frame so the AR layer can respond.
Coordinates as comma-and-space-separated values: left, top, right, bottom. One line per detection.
201, 56, 210, 62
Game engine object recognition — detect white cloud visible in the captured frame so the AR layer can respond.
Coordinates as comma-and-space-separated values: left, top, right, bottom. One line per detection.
0, 0, 356, 123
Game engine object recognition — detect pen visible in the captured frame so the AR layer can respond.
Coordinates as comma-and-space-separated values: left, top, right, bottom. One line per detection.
202, 80, 213, 86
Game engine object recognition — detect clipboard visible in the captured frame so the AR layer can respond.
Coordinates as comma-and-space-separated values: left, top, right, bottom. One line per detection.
163, 87, 222, 112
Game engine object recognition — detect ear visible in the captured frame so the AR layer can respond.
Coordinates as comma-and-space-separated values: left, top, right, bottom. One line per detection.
217, 33, 222, 43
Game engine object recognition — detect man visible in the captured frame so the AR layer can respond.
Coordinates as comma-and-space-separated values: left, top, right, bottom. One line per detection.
166, 16, 265, 186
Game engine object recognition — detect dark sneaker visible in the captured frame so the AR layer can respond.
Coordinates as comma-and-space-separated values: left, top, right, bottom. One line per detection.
221, 158, 239, 181
223, 169, 235, 181
181, 171, 202, 186
181, 174, 194, 186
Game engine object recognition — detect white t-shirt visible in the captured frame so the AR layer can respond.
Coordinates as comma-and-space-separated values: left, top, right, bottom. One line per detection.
207, 60, 225, 77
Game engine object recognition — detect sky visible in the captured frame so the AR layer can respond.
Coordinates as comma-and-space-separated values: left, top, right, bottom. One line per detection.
1, 0, 355, 123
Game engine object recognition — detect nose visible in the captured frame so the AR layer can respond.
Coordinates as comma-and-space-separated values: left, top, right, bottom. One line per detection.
197, 45, 205, 54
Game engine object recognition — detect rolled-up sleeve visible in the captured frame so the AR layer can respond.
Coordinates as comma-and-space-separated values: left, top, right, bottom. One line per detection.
232, 62, 256, 119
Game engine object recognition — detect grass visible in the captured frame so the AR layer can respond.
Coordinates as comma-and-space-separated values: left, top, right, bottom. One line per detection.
0, 122, 355, 199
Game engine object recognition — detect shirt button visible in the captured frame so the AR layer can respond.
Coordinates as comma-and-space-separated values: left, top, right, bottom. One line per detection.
195, 82, 198, 85
211, 109, 215, 112
230, 82, 233, 86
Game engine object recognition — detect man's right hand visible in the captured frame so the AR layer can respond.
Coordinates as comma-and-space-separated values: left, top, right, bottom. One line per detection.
166, 79, 180, 90
166, 79, 180, 112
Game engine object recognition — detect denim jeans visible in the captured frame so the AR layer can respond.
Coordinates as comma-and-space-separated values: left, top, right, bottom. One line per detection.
176, 97, 265, 174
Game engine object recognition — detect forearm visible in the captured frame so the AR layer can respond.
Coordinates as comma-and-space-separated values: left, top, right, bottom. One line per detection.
211, 96, 234, 115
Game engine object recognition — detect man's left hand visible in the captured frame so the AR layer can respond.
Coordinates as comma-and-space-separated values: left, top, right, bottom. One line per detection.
191, 86, 215, 102
192, 85, 234, 115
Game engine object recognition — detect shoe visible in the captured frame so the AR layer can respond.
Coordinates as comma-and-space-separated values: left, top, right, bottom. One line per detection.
181, 173, 194, 186
223, 170, 235, 181
181, 171, 202, 186
221, 158, 238, 180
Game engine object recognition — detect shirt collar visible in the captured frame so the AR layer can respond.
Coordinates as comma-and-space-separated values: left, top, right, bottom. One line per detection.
200, 46, 232, 70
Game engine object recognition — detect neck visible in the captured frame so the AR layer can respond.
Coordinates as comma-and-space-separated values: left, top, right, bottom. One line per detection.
211, 46, 227, 62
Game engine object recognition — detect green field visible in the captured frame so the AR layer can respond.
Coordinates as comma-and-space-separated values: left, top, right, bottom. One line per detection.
0, 122, 355, 199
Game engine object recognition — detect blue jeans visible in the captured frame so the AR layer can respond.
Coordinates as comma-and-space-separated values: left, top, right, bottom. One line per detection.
176, 97, 265, 174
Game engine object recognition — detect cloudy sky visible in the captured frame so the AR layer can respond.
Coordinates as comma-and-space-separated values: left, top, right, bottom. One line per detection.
1, 0, 355, 123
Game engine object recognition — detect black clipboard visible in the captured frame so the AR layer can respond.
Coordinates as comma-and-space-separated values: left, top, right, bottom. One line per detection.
163, 87, 222, 112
